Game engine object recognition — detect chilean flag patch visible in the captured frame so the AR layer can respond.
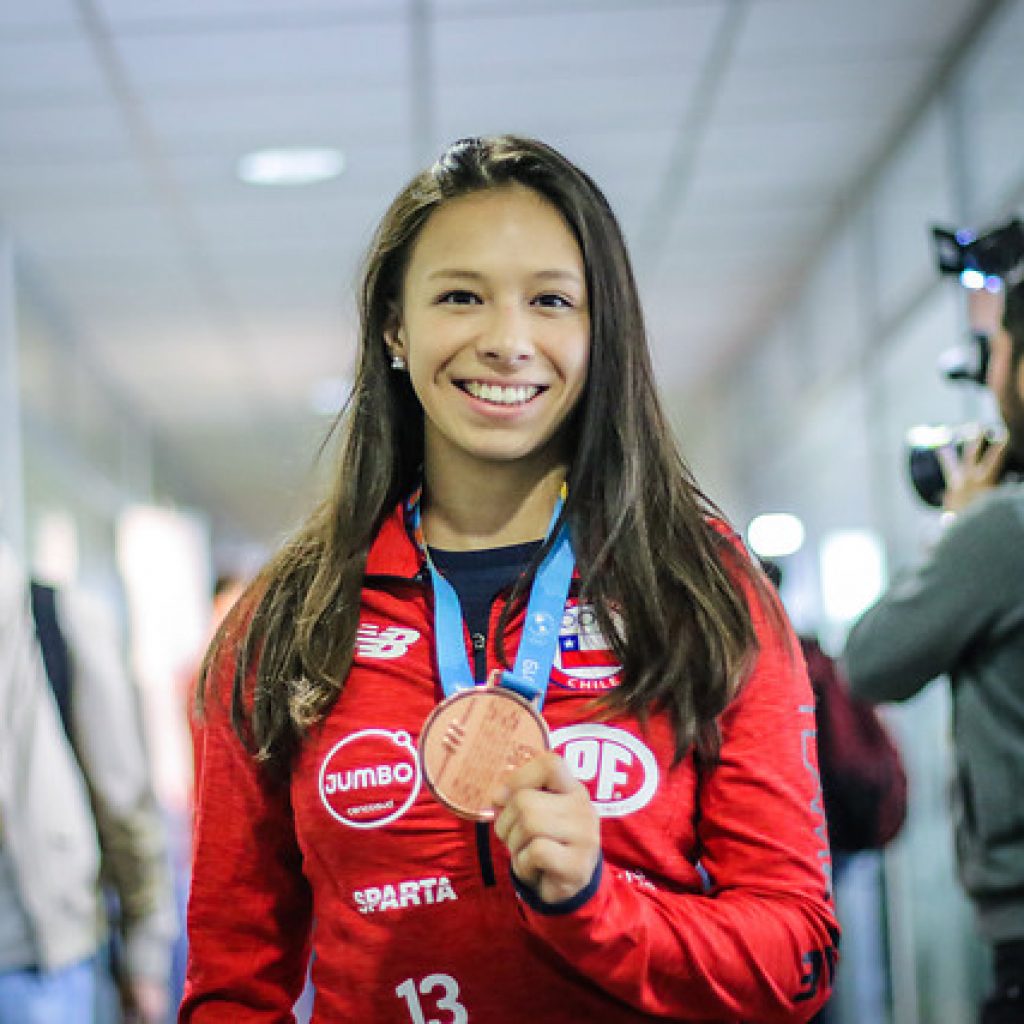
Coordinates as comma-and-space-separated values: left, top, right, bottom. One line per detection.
550, 600, 622, 691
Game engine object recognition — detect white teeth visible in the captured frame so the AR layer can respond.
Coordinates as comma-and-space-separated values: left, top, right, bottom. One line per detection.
463, 381, 540, 405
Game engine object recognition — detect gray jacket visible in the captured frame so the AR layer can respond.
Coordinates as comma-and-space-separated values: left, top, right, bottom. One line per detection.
843, 484, 1024, 943
0, 543, 176, 978
0, 542, 100, 969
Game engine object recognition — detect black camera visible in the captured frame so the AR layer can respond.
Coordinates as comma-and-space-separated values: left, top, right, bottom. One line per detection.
906, 217, 1024, 507
936, 330, 990, 386
906, 426, 1023, 507
931, 216, 1024, 386
931, 217, 1024, 284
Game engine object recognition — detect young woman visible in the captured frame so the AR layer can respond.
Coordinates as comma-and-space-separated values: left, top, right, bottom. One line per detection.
180, 136, 838, 1023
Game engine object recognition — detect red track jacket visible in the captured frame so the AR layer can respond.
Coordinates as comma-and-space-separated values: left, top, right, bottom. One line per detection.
181, 503, 838, 1022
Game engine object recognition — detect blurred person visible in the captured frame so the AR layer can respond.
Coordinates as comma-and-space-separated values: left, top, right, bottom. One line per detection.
761, 558, 907, 1024
0, 537, 177, 1024
181, 135, 838, 1023
1, 540, 98, 1022
843, 272, 1024, 1024
760, 562, 906, 864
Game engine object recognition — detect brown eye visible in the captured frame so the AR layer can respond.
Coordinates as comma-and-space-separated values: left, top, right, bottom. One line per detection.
438, 290, 481, 305
533, 293, 572, 309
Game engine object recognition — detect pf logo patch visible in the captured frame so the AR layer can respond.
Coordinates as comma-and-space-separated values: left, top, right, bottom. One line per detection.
550, 601, 622, 691
319, 729, 421, 829
551, 724, 659, 818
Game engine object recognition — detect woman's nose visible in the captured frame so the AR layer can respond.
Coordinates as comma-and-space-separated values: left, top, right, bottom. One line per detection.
478, 305, 535, 364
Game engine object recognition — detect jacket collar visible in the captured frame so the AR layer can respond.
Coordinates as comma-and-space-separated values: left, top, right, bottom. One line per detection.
364, 500, 424, 579
364, 495, 584, 585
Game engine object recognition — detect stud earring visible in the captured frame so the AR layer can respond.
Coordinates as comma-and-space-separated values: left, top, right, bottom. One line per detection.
390, 353, 406, 371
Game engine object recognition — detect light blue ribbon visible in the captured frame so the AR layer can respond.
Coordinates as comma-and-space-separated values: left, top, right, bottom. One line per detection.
413, 498, 574, 710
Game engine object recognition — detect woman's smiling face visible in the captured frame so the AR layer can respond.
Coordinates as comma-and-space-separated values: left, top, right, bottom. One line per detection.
389, 184, 590, 480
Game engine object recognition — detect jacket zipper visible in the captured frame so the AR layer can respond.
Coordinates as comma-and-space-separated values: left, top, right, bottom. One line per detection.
370, 567, 500, 887
471, 627, 497, 887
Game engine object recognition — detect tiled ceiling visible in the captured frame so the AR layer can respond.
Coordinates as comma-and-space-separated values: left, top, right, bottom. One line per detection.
1, 0, 991, 545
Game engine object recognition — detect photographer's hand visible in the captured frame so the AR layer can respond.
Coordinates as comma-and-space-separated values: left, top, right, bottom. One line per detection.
939, 434, 1008, 513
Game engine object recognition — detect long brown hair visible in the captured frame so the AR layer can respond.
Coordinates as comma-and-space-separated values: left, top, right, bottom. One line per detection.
202, 135, 766, 774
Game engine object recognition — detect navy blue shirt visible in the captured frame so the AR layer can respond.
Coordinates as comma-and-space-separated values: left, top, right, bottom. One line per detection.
428, 540, 541, 651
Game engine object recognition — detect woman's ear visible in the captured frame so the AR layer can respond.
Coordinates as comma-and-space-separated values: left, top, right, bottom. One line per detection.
383, 310, 408, 371
383, 305, 406, 363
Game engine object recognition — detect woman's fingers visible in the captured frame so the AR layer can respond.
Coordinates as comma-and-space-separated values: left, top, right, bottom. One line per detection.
491, 752, 600, 904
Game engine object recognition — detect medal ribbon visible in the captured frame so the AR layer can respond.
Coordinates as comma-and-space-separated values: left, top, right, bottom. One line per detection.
410, 492, 575, 710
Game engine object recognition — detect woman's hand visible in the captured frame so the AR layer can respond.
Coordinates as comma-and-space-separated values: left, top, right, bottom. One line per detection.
491, 751, 600, 905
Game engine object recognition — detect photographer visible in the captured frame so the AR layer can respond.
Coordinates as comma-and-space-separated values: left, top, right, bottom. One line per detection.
842, 221, 1024, 1024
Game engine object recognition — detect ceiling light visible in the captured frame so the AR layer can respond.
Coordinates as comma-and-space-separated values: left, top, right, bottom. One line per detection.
819, 530, 885, 623
237, 147, 345, 186
746, 512, 806, 558
959, 268, 985, 291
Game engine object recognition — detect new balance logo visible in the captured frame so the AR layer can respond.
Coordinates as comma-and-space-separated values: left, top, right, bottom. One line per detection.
356, 624, 420, 659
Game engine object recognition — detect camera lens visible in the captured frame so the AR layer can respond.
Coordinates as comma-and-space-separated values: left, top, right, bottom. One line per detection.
906, 425, 1014, 507
907, 425, 961, 507
908, 443, 955, 507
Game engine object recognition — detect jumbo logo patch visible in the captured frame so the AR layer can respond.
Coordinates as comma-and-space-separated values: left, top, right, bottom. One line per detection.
319, 729, 421, 829
550, 724, 659, 818
550, 601, 622, 691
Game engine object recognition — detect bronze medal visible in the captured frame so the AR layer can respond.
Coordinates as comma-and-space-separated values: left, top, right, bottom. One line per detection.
418, 685, 550, 821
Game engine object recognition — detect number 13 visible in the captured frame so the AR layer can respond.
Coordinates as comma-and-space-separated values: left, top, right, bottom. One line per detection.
395, 973, 468, 1024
